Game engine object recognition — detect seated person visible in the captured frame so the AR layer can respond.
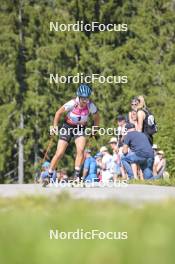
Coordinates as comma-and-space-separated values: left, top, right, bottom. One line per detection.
152, 144, 160, 176
40, 161, 57, 184
121, 123, 154, 180
94, 152, 103, 181
108, 137, 121, 180
57, 169, 69, 182
82, 149, 98, 182
99, 146, 113, 183
154, 150, 166, 179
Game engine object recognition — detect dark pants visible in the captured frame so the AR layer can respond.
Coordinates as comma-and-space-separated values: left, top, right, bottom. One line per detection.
121, 152, 154, 179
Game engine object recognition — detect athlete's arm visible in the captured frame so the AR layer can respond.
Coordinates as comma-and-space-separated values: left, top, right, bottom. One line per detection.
92, 112, 100, 127
89, 102, 100, 127
53, 106, 66, 126
137, 110, 145, 132
90, 112, 100, 137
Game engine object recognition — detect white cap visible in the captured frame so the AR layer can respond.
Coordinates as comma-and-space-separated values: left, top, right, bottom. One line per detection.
108, 137, 118, 144
152, 144, 158, 149
157, 150, 164, 156
100, 146, 108, 153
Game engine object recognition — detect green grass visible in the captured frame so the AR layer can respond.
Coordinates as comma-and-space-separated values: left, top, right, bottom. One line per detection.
0, 193, 175, 264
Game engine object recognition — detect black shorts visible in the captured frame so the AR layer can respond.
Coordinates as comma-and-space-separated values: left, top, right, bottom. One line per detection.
59, 123, 86, 143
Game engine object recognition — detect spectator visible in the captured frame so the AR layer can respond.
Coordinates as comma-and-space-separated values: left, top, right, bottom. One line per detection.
129, 105, 140, 179
82, 149, 98, 182
130, 97, 140, 111
136, 95, 155, 145
117, 115, 127, 150
116, 116, 128, 178
94, 152, 103, 181
117, 115, 126, 143
129, 111, 143, 179
129, 110, 138, 130
154, 150, 166, 179
57, 169, 68, 182
128, 97, 140, 126
40, 161, 57, 184
108, 137, 121, 180
121, 123, 154, 180
152, 144, 159, 154
152, 144, 160, 176
99, 146, 113, 183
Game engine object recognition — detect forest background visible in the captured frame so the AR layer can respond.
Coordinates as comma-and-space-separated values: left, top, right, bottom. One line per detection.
0, 0, 175, 183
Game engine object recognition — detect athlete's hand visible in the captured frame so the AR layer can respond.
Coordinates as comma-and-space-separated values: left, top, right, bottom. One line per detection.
50, 125, 58, 136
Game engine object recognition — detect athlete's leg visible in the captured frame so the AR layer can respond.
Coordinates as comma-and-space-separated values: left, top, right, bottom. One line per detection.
42, 123, 71, 187
74, 136, 86, 178
75, 136, 86, 167
50, 139, 68, 171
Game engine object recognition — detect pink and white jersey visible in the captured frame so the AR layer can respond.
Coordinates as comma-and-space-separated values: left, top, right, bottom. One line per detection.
63, 97, 97, 125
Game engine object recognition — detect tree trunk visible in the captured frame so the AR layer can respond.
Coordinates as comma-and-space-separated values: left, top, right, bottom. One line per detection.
18, 0, 25, 183
18, 113, 24, 184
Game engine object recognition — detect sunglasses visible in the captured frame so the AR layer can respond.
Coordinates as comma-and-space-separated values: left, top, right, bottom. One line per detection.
80, 97, 89, 101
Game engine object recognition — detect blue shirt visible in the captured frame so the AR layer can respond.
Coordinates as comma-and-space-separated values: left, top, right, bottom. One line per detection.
84, 157, 97, 176
124, 131, 154, 158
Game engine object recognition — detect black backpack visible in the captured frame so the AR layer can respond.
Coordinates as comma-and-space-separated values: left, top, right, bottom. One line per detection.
142, 108, 158, 136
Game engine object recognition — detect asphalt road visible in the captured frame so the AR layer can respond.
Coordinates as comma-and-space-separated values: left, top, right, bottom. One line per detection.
0, 183, 175, 205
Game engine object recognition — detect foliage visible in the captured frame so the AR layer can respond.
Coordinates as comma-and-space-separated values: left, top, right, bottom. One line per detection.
0, 0, 175, 182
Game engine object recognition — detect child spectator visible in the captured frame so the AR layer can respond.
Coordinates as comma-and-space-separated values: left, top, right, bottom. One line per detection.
40, 161, 57, 185
154, 150, 166, 179
152, 144, 160, 176
99, 146, 113, 183
108, 137, 121, 180
57, 169, 68, 182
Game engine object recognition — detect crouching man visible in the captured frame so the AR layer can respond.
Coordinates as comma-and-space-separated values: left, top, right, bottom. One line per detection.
121, 123, 154, 180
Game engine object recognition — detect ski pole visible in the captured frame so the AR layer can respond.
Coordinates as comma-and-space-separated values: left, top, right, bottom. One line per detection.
42, 135, 54, 164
